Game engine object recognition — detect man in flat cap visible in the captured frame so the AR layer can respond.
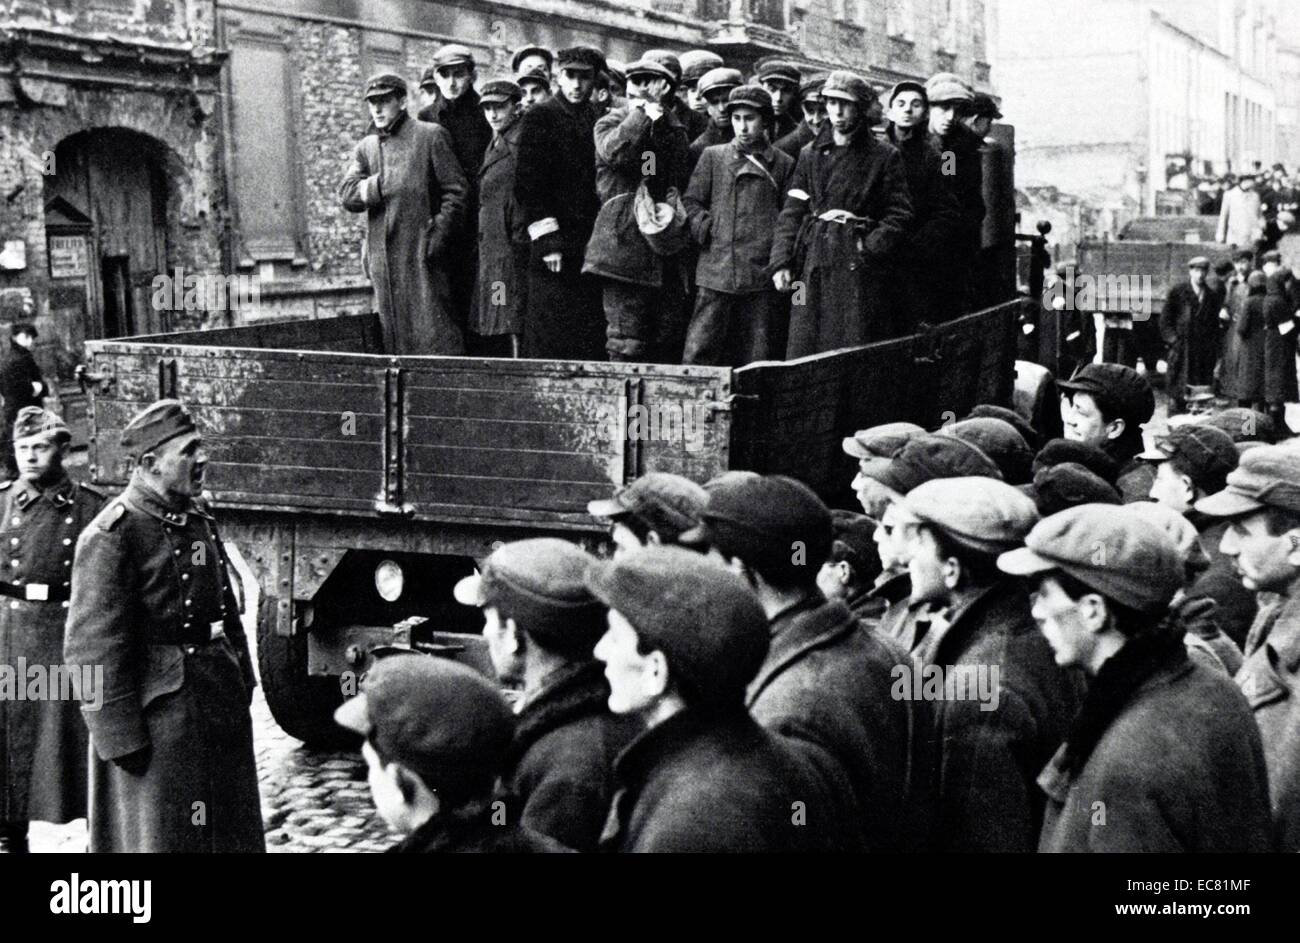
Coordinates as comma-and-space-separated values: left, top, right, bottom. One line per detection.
893, 476, 1082, 852
335, 654, 568, 853
0, 408, 103, 852
0, 322, 47, 482
1057, 362, 1156, 502
999, 505, 1271, 852
1160, 256, 1226, 414
775, 73, 827, 159
925, 72, 985, 318
1216, 173, 1264, 250
587, 471, 707, 557
584, 57, 691, 363
1197, 444, 1300, 850
642, 49, 703, 143
682, 84, 795, 366
64, 399, 263, 852
1263, 263, 1299, 430
679, 474, 932, 852
686, 67, 741, 170
454, 539, 638, 852
472, 78, 528, 357
770, 70, 914, 357
755, 60, 802, 142
679, 50, 724, 139
511, 45, 553, 84
516, 67, 551, 112
587, 545, 845, 851
515, 46, 607, 360
341, 72, 468, 355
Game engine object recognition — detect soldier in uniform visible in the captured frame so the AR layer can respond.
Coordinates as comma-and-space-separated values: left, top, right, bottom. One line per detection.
64, 399, 264, 853
0, 408, 103, 853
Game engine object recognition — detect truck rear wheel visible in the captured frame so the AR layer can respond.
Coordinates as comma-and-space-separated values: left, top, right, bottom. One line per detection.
256, 594, 358, 749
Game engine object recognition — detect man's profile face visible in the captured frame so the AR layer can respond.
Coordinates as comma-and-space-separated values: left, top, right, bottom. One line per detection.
889, 91, 927, 130
593, 610, 659, 715
685, 83, 705, 113
1148, 460, 1194, 514
904, 523, 948, 606
1219, 511, 1298, 593
367, 93, 406, 130
557, 67, 594, 104
481, 606, 524, 683
362, 740, 409, 832
434, 64, 474, 101
15, 435, 64, 485
1062, 392, 1113, 447
1030, 576, 1097, 671
143, 431, 207, 500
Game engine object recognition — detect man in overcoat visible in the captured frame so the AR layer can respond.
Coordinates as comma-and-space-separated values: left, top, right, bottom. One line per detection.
0, 322, 47, 482
770, 70, 913, 357
341, 73, 468, 355
472, 79, 528, 356
1160, 257, 1225, 413
64, 399, 264, 853
514, 46, 607, 360
926, 72, 986, 319
0, 408, 103, 853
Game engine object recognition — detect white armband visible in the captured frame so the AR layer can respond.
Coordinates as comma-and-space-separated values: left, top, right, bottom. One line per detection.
528, 218, 560, 241
788, 189, 810, 201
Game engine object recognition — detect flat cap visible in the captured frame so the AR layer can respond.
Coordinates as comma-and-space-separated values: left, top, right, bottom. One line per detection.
900, 476, 1038, 557
1033, 437, 1121, 485
479, 79, 523, 104
584, 546, 768, 708
842, 421, 927, 460
756, 60, 801, 87
940, 417, 1034, 485
363, 72, 408, 99
888, 80, 928, 106
335, 655, 512, 807
698, 66, 743, 98
724, 84, 774, 118
432, 44, 476, 71
1058, 362, 1155, 425
1261, 249, 1282, 264
829, 509, 879, 572
511, 45, 553, 74
1199, 407, 1276, 444
1030, 463, 1121, 517
13, 406, 69, 444
624, 58, 676, 84
925, 72, 974, 105
1195, 444, 1300, 518
868, 433, 1003, 495
603, 57, 626, 84
1187, 255, 1211, 270
971, 92, 1002, 119
820, 70, 873, 104
641, 49, 682, 82
1138, 423, 1239, 494
1128, 502, 1211, 577
998, 504, 1184, 613
587, 472, 707, 541
556, 46, 606, 74
515, 68, 550, 88
453, 539, 605, 654
800, 73, 828, 99
679, 474, 831, 582
680, 50, 725, 84
120, 398, 197, 460
965, 404, 1038, 449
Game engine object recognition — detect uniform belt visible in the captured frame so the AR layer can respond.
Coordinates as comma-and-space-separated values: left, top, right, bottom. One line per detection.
0, 581, 70, 603
159, 620, 228, 647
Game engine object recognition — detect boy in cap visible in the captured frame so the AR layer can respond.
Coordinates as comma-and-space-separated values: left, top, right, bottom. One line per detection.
0, 407, 103, 852
998, 505, 1272, 852
679, 474, 933, 852
755, 60, 802, 140
775, 73, 826, 158
517, 68, 552, 111
893, 476, 1081, 852
453, 539, 638, 852
587, 545, 844, 852
65, 399, 263, 852
472, 79, 528, 357
682, 84, 795, 366
335, 654, 569, 853
1057, 362, 1156, 502
584, 57, 691, 362
885, 80, 962, 325
678, 50, 724, 136
925, 72, 985, 317
342, 72, 467, 355
0, 321, 46, 481
511, 45, 553, 83
515, 46, 607, 360
586, 471, 707, 557
1160, 256, 1226, 414
642, 49, 703, 142
770, 70, 914, 356
687, 67, 742, 169
817, 509, 885, 622
1197, 444, 1300, 850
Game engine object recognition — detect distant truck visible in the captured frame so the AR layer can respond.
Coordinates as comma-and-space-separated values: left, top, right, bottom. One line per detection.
1074, 237, 1232, 319
81, 305, 1018, 744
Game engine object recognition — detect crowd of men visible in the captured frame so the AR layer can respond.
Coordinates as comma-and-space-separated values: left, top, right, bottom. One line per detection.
3, 366, 1297, 852
341, 43, 999, 366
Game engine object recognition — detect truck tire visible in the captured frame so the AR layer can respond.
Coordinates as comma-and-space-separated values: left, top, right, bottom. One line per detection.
256, 594, 357, 749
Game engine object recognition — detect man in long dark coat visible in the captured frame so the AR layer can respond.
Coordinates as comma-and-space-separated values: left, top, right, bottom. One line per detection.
472, 79, 528, 356
341, 73, 467, 355
0, 322, 47, 482
65, 400, 264, 853
0, 408, 102, 853
926, 73, 986, 320
770, 71, 913, 357
514, 47, 607, 360
1160, 257, 1225, 413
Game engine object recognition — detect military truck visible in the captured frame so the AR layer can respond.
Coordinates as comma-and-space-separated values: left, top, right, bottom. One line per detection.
79, 304, 1018, 744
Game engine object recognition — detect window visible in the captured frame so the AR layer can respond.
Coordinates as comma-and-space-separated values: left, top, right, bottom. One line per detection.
887, 0, 915, 40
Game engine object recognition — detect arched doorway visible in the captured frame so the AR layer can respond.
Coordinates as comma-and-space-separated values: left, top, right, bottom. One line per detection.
44, 128, 171, 343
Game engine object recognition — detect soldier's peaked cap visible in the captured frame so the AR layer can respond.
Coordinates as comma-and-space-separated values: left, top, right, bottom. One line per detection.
120, 399, 197, 460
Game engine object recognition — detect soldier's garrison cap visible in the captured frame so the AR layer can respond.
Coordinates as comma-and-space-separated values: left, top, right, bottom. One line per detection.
899, 476, 1039, 557
13, 406, 69, 444
364, 72, 408, 100
120, 399, 197, 460
1195, 444, 1300, 518
479, 79, 523, 104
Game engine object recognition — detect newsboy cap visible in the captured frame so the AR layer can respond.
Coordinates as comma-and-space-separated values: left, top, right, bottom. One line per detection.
12, 406, 69, 444
1138, 423, 1239, 495
454, 538, 605, 655
997, 504, 1184, 613
679, 474, 831, 583
680, 50, 725, 85
965, 404, 1039, 450
698, 67, 743, 98
939, 417, 1035, 485
1029, 462, 1121, 517
1187, 256, 1211, 271
1032, 437, 1121, 486
1261, 249, 1283, 265
900, 476, 1039, 557
511, 45, 553, 74
1199, 407, 1276, 444
584, 546, 768, 708
479, 79, 523, 104
335, 654, 512, 808
842, 421, 927, 460
869, 433, 1003, 496
925, 72, 974, 105
971, 92, 1002, 119
624, 58, 676, 84
1058, 362, 1155, 425
120, 399, 197, 460
820, 70, 873, 104
432, 44, 476, 72
829, 509, 880, 574
587, 472, 707, 541
516, 68, 550, 89
724, 84, 774, 119
800, 73, 828, 100
363, 72, 408, 100
1195, 444, 1300, 518
1128, 502, 1211, 578
556, 46, 605, 74
755, 60, 801, 87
